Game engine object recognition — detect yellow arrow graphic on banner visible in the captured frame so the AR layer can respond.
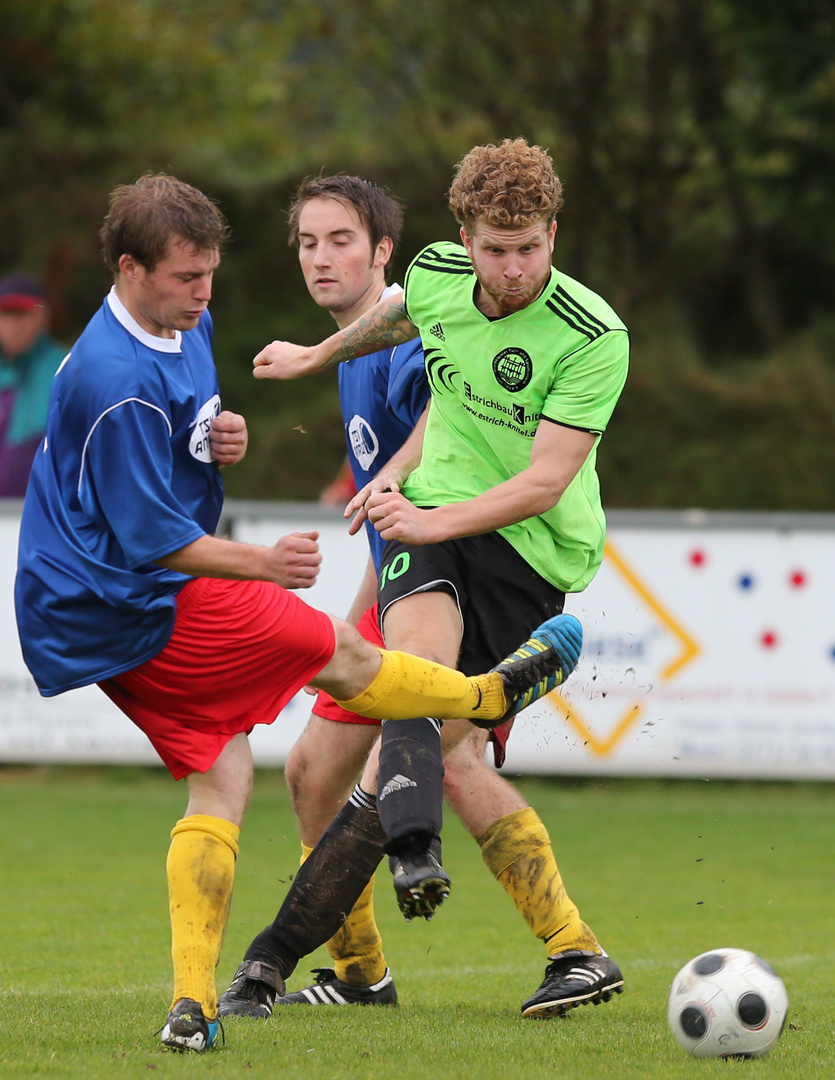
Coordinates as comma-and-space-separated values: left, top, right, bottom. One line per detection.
552, 538, 700, 757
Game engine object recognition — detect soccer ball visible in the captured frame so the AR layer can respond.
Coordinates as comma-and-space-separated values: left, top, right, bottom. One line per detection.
667, 948, 789, 1058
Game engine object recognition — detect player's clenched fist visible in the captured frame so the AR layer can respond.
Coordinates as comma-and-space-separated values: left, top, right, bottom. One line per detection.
268, 530, 322, 589
210, 410, 248, 466
253, 341, 317, 380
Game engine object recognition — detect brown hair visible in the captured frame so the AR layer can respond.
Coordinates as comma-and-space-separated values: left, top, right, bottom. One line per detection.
448, 139, 563, 233
287, 174, 403, 284
100, 174, 230, 275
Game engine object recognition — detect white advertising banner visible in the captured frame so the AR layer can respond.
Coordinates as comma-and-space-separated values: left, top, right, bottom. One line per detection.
539, 512, 835, 779
2, 501, 835, 779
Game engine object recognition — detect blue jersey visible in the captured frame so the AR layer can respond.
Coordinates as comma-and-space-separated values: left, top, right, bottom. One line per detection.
15, 289, 224, 696
338, 287, 429, 569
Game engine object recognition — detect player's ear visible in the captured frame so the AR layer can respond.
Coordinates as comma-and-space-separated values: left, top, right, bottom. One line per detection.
374, 235, 394, 269
118, 253, 140, 280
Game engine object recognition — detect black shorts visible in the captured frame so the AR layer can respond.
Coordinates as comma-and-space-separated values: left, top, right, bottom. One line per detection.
377, 531, 565, 676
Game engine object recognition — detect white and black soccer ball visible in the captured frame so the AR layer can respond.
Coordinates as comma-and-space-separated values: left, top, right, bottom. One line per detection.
667, 948, 789, 1059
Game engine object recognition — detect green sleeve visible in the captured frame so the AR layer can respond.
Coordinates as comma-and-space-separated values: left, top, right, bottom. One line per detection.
543, 329, 629, 435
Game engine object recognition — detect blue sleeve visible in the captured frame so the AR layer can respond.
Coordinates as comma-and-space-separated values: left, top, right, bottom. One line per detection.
387, 338, 430, 429
78, 399, 204, 569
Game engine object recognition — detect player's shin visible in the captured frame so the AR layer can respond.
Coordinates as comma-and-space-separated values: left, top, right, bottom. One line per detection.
376, 716, 444, 855
242, 786, 386, 978
301, 843, 387, 987
167, 815, 240, 1017
478, 807, 599, 955
377, 716, 451, 920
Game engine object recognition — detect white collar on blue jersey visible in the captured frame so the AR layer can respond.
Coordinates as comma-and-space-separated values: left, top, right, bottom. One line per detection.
105, 286, 183, 354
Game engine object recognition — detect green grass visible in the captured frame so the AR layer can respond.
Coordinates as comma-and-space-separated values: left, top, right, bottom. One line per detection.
0, 768, 833, 1079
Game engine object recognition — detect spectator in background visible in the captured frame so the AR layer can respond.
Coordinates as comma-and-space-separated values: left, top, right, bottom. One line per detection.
0, 273, 65, 496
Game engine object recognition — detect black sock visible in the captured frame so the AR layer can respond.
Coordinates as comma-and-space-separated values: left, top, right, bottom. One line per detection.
242, 785, 385, 979
377, 716, 444, 857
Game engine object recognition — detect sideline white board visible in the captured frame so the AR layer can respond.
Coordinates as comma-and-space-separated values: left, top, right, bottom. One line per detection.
3, 502, 834, 779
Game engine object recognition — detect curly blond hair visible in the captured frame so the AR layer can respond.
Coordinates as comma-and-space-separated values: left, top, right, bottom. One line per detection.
448, 139, 563, 233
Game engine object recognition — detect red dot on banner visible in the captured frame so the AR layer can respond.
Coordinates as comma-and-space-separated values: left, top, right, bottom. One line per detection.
689, 550, 706, 567
789, 570, 807, 588
760, 631, 778, 648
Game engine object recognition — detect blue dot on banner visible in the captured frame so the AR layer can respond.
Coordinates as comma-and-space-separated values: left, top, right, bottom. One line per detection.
830, 645, 835, 663
738, 574, 754, 590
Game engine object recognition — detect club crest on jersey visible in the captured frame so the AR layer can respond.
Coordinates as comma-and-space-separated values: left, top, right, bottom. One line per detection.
492, 347, 533, 392
189, 394, 221, 462
348, 413, 380, 471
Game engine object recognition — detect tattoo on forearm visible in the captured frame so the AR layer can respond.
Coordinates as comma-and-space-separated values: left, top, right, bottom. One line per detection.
319, 298, 417, 370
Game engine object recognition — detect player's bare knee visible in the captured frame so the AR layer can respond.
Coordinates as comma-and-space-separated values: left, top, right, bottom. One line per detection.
443, 724, 490, 760
316, 616, 381, 699
284, 743, 308, 807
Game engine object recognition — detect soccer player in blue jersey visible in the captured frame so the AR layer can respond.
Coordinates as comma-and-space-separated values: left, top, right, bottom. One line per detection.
13, 172, 583, 1051
234, 140, 628, 1019
218, 172, 613, 1015
268, 176, 428, 1006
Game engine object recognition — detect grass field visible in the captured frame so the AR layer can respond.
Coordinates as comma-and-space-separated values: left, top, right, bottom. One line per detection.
0, 767, 833, 1079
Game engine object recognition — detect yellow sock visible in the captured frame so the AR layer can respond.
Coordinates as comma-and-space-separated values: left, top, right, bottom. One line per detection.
300, 843, 387, 987
167, 814, 240, 1018
333, 649, 506, 721
478, 807, 600, 957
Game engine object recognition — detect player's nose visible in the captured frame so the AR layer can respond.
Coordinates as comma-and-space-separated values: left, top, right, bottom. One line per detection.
193, 273, 213, 301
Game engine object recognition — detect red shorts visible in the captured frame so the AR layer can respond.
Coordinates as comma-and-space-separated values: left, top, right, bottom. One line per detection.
311, 603, 514, 768
99, 576, 336, 780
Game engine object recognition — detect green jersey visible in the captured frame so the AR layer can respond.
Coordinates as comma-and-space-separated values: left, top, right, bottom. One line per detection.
402, 241, 628, 592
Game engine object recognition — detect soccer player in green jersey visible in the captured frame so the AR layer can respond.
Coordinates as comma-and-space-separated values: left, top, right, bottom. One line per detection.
231, 139, 628, 1017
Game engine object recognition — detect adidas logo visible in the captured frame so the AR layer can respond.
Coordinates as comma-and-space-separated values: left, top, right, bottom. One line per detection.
378, 773, 418, 801
429, 322, 445, 341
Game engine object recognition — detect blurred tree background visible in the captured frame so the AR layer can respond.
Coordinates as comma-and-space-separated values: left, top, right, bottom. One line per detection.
1, 0, 834, 507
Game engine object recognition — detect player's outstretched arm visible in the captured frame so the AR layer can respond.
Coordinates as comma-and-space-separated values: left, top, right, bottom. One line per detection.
155, 532, 322, 589
253, 293, 418, 380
